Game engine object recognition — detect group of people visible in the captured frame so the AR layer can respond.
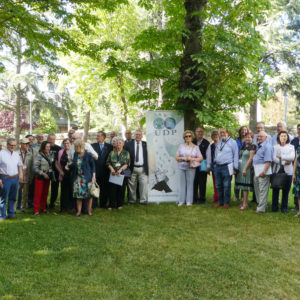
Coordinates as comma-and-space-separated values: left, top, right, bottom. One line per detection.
0, 129, 149, 221
0, 121, 299, 221
176, 122, 300, 217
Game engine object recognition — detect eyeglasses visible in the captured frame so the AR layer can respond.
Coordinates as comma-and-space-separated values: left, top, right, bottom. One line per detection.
8, 144, 16, 147
184, 135, 192, 138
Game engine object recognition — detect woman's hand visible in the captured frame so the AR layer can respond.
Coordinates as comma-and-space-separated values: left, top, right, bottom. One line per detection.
116, 169, 122, 176
242, 169, 247, 176
293, 175, 296, 183
59, 170, 64, 177
111, 169, 116, 176
285, 161, 291, 165
43, 173, 49, 180
276, 154, 281, 159
65, 165, 70, 171
92, 174, 96, 182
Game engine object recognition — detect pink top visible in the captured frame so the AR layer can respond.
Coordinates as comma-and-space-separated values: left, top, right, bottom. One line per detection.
176, 143, 202, 170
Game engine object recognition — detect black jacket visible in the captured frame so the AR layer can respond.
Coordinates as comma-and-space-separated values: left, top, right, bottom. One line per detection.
124, 140, 149, 175
91, 142, 113, 179
291, 137, 300, 151
192, 138, 210, 159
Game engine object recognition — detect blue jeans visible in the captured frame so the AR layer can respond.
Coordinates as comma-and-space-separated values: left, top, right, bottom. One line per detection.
214, 165, 232, 205
0, 177, 19, 219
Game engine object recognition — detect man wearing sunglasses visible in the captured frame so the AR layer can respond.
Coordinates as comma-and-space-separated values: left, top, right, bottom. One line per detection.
0, 138, 23, 221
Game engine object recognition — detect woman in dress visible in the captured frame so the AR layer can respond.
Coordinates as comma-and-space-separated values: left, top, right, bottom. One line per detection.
33, 141, 52, 216
107, 138, 130, 210
235, 132, 256, 210
234, 125, 249, 201
272, 131, 295, 213
67, 139, 96, 217
56, 138, 74, 212
292, 144, 300, 217
176, 130, 202, 206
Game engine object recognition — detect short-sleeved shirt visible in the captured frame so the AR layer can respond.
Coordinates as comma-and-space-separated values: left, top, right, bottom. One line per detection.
107, 149, 130, 171
0, 148, 23, 176
176, 143, 202, 170
253, 140, 273, 165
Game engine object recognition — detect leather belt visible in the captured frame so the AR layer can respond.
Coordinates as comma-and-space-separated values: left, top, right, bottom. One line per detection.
134, 165, 143, 168
0, 174, 18, 178
215, 163, 229, 167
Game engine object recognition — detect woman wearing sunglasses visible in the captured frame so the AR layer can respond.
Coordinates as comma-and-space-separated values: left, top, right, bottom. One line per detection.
176, 130, 202, 206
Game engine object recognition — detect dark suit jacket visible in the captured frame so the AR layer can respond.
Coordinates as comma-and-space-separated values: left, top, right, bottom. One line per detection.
192, 138, 210, 159
91, 142, 113, 179
124, 140, 149, 175
291, 137, 300, 151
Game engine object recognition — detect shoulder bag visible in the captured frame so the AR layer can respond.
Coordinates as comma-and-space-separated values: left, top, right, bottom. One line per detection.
270, 158, 289, 189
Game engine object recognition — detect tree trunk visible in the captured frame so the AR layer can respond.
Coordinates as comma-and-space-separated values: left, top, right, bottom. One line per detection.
83, 110, 90, 142
178, 0, 207, 130
249, 101, 258, 132
14, 39, 22, 144
118, 74, 128, 129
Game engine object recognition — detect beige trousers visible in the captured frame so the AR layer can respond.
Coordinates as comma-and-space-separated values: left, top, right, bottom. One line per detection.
128, 167, 148, 203
254, 175, 270, 213
19, 182, 29, 210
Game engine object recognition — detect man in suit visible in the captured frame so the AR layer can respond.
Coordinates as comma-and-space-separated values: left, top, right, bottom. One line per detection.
124, 129, 133, 146
92, 131, 113, 208
291, 123, 300, 211
193, 127, 210, 204
126, 130, 148, 204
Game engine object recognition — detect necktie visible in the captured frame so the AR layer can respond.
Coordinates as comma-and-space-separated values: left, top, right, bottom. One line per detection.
100, 144, 103, 153
136, 142, 140, 163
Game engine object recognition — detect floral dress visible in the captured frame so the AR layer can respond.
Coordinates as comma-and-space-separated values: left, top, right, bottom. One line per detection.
73, 156, 90, 199
293, 147, 300, 197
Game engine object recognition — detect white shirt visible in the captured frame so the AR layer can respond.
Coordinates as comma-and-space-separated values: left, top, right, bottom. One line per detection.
0, 148, 23, 176
134, 140, 144, 166
70, 143, 98, 160
273, 144, 295, 175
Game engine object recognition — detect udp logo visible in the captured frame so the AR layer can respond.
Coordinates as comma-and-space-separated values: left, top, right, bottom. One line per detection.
164, 117, 176, 130
153, 117, 165, 130
154, 116, 177, 136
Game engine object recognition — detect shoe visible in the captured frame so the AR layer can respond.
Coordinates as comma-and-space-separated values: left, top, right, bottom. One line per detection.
214, 203, 222, 208
19, 209, 25, 213
255, 210, 264, 214
88, 213, 93, 216
294, 213, 300, 217
140, 202, 148, 205
177, 203, 184, 207
8, 216, 17, 219
281, 209, 287, 214
208, 199, 217, 203
186, 203, 192, 206
108, 207, 112, 210
0, 218, 5, 222
240, 205, 248, 211
223, 204, 229, 209
291, 208, 298, 212
34, 212, 39, 216
42, 210, 48, 214
75, 214, 81, 217
117, 206, 123, 210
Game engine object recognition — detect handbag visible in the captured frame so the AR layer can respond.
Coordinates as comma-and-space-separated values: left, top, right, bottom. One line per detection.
189, 146, 201, 168
89, 181, 100, 198
270, 158, 289, 189
121, 169, 132, 178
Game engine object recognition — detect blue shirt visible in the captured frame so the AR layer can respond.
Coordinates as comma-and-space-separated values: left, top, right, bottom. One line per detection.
236, 138, 246, 151
253, 140, 273, 165
214, 137, 239, 170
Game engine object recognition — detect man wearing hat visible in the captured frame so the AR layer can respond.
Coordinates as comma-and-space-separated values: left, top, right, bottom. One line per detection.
16, 138, 34, 213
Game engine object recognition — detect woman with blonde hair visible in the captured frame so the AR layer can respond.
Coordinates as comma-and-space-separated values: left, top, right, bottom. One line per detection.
176, 130, 202, 206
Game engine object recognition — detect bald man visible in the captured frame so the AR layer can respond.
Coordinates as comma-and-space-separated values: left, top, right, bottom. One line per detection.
253, 131, 273, 213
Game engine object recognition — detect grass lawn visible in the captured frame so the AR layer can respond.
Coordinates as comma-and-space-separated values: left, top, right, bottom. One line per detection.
0, 178, 300, 299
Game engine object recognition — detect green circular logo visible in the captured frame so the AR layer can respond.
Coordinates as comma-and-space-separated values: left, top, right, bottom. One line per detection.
153, 117, 164, 129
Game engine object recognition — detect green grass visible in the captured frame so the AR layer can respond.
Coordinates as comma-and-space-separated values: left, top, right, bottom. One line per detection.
0, 178, 300, 300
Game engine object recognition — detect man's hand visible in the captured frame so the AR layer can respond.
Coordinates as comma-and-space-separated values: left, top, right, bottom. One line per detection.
0, 179, 3, 189
43, 173, 49, 180
259, 172, 265, 178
